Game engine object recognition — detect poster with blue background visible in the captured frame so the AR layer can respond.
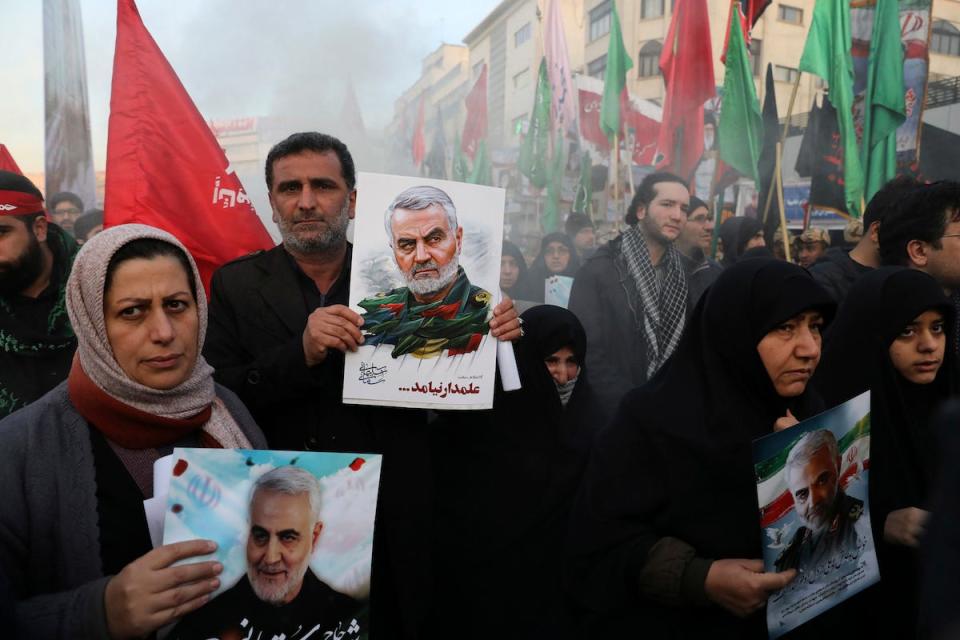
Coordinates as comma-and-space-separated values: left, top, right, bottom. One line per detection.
163, 448, 381, 640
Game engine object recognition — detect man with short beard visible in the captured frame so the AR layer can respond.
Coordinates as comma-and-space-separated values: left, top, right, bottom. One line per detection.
357, 185, 491, 359
170, 467, 362, 640
203, 132, 521, 639
775, 430, 865, 573
568, 172, 696, 410
0, 171, 78, 418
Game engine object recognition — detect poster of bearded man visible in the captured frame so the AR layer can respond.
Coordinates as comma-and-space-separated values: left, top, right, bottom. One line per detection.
343, 173, 504, 410
752, 391, 879, 639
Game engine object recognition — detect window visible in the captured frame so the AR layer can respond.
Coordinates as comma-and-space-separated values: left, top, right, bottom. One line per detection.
778, 5, 803, 25
589, 0, 612, 42
587, 55, 607, 78
749, 38, 762, 76
514, 22, 531, 47
641, 0, 664, 19
513, 67, 530, 89
638, 41, 662, 78
932, 20, 960, 56
773, 65, 800, 83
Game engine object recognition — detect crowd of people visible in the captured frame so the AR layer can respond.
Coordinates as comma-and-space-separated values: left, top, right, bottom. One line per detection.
2, 132, 960, 639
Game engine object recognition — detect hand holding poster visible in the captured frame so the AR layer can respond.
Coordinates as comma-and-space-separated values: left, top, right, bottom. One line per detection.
343, 172, 505, 410
753, 391, 878, 638
162, 449, 381, 640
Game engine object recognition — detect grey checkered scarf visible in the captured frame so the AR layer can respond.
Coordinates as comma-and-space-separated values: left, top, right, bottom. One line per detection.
620, 224, 688, 379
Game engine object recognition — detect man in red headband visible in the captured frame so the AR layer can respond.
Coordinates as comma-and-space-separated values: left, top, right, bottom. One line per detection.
0, 170, 78, 418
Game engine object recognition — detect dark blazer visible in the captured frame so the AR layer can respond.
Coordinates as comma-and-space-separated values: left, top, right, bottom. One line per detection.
204, 244, 432, 640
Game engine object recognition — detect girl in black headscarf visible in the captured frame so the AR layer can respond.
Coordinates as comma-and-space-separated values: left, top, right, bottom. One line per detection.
523, 232, 581, 302
499, 240, 530, 300
566, 258, 835, 638
814, 267, 956, 637
720, 216, 766, 267
430, 305, 603, 639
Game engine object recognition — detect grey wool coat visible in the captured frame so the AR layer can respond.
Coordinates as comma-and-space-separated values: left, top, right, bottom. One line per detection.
0, 381, 266, 639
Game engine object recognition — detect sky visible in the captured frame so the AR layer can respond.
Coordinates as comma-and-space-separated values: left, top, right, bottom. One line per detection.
0, 0, 499, 173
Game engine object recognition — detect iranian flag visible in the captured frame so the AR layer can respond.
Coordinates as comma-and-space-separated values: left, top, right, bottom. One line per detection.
755, 413, 871, 528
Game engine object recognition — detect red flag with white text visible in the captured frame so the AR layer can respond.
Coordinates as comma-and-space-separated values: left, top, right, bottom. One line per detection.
105, 0, 273, 292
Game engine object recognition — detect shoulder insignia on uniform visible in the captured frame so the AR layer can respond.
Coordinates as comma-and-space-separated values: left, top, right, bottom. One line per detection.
849, 503, 863, 520
474, 290, 491, 305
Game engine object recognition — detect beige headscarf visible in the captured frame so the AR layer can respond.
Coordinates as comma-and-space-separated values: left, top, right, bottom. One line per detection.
66, 223, 250, 448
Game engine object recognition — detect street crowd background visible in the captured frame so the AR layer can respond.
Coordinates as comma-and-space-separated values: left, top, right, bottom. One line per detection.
5, 0, 960, 639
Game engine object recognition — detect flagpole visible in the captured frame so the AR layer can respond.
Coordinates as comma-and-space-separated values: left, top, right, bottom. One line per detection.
709, 151, 725, 259
775, 141, 792, 263
613, 132, 620, 221
761, 72, 802, 231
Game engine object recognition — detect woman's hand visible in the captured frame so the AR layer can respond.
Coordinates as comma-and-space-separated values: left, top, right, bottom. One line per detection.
105, 539, 222, 639
704, 559, 796, 618
774, 409, 799, 432
884, 507, 930, 547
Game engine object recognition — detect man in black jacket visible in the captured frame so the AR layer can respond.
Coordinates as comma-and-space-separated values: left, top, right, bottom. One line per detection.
811, 176, 919, 303
0, 171, 78, 418
203, 132, 520, 639
568, 172, 696, 410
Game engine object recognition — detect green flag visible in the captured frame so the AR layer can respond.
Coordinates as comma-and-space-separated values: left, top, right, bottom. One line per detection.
543, 133, 565, 233
468, 139, 492, 186
572, 151, 593, 216
718, 1, 763, 185
452, 132, 470, 182
862, 0, 906, 202
799, 0, 864, 216
600, 2, 633, 140
518, 58, 551, 189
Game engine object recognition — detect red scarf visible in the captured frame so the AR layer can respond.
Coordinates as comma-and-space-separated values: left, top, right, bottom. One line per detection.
68, 358, 220, 449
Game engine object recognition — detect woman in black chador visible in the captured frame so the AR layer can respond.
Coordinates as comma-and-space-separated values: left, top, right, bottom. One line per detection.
567, 258, 835, 638
430, 305, 603, 639
815, 267, 956, 637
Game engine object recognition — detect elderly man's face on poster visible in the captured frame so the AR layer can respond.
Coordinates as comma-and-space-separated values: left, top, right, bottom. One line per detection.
787, 445, 840, 534
246, 489, 322, 605
389, 203, 463, 301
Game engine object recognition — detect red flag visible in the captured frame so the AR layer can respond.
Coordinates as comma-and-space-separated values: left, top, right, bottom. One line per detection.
623, 108, 660, 166
656, 0, 716, 181
0, 145, 23, 175
579, 85, 660, 166
105, 0, 273, 292
720, 1, 749, 64
720, 0, 771, 63
411, 96, 426, 168
461, 65, 488, 160
747, 0, 772, 26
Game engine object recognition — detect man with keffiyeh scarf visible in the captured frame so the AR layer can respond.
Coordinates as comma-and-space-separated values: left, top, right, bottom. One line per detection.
569, 172, 699, 411
0, 171, 78, 418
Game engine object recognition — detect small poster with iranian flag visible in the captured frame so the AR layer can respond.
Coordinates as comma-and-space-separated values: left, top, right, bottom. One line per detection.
752, 391, 878, 639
